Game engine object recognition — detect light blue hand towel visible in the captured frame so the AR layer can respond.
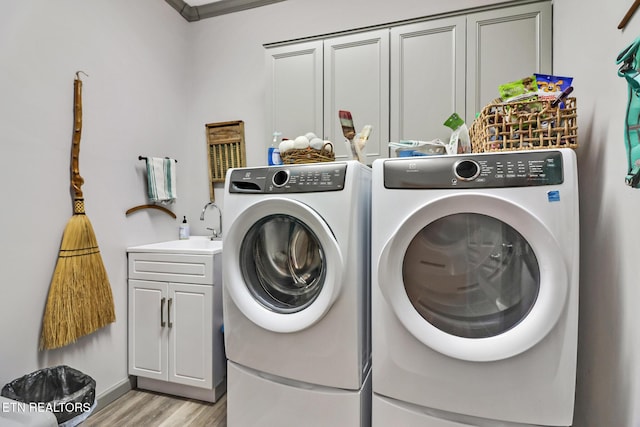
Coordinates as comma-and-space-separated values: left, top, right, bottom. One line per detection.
146, 157, 177, 202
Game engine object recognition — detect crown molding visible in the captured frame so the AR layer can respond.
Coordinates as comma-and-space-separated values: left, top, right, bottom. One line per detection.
165, 0, 285, 22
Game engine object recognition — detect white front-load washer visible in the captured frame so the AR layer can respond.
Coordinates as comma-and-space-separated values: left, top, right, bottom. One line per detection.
371, 149, 579, 426
223, 161, 371, 427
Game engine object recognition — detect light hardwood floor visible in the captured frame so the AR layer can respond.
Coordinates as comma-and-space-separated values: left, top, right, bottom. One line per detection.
83, 390, 226, 427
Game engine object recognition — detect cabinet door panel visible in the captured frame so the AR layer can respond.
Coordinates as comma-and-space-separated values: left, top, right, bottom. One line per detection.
266, 41, 323, 140
169, 283, 213, 389
265, 2, 550, 162
324, 30, 389, 163
391, 17, 466, 145
128, 280, 167, 381
466, 2, 552, 121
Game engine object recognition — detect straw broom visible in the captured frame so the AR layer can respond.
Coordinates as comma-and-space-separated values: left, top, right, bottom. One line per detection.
40, 72, 116, 350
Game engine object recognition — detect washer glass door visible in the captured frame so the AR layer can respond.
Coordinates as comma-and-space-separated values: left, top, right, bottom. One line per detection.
240, 214, 325, 313
224, 197, 344, 333
403, 213, 539, 339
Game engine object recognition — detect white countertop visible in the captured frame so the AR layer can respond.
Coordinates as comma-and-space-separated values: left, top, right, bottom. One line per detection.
127, 235, 223, 255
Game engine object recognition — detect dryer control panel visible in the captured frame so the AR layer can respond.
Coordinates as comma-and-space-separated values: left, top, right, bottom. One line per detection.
384, 150, 564, 189
229, 163, 347, 193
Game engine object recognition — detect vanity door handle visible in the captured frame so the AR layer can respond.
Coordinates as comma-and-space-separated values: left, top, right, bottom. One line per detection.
167, 298, 173, 328
160, 297, 166, 327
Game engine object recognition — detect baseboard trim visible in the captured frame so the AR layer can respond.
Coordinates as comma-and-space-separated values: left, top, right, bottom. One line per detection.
137, 376, 226, 403
94, 376, 136, 412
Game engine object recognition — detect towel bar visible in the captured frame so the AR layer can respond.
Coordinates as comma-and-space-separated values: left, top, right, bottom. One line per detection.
139, 156, 177, 162
130, 156, 178, 218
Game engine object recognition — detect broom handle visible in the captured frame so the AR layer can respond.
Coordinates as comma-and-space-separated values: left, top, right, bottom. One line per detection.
71, 71, 86, 201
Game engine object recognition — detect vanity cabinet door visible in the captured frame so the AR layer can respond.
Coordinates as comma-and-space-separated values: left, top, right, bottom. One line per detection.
128, 280, 168, 382
466, 2, 552, 121
390, 16, 466, 145
168, 283, 214, 389
128, 280, 214, 389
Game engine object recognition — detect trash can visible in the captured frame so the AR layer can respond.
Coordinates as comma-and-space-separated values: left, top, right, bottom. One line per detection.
1, 365, 96, 427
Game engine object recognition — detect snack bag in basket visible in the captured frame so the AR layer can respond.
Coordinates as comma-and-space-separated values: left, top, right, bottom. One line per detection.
535, 73, 573, 108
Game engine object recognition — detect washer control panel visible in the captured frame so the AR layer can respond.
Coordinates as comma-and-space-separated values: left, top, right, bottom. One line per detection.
384, 151, 564, 189
229, 163, 347, 193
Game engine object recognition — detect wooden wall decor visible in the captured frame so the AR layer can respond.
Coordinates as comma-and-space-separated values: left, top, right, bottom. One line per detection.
206, 120, 246, 201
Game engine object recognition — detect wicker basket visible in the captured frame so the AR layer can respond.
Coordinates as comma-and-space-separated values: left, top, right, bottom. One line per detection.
280, 142, 335, 164
470, 97, 578, 153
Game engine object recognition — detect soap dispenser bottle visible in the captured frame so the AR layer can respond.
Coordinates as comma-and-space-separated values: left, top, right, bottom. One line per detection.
179, 216, 190, 240
268, 131, 283, 165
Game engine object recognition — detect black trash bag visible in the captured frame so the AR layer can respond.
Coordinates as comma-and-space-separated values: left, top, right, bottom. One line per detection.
1, 365, 95, 425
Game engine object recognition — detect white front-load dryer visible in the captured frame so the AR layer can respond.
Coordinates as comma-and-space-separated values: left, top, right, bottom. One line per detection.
223, 161, 371, 427
371, 149, 579, 426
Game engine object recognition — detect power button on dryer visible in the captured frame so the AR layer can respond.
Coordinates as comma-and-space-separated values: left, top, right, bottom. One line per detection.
454, 159, 481, 181
272, 169, 290, 187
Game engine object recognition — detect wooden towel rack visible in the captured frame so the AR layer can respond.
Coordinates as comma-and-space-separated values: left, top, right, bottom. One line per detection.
125, 204, 176, 218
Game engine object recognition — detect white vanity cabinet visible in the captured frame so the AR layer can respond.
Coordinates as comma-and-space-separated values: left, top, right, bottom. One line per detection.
127, 246, 225, 403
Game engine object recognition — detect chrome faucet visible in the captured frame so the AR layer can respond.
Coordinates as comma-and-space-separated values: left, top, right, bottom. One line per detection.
200, 202, 222, 240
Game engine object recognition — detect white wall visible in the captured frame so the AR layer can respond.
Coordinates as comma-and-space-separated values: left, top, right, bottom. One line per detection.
553, 2, 640, 426
188, 1, 640, 425
0, 0, 190, 398
3, 0, 638, 425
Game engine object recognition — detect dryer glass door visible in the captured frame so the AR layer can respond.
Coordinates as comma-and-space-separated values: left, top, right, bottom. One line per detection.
377, 193, 568, 361
403, 213, 539, 338
240, 214, 325, 313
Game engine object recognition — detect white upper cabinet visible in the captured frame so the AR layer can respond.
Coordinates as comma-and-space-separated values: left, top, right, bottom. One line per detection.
390, 17, 466, 144
466, 2, 552, 121
324, 30, 390, 162
266, 40, 324, 140
265, 1, 551, 161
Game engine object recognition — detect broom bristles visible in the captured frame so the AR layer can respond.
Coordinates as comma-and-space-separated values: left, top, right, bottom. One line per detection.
40, 214, 116, 350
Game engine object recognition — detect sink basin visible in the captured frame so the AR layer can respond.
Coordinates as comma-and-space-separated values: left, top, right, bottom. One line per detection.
127, 236, 223, 255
